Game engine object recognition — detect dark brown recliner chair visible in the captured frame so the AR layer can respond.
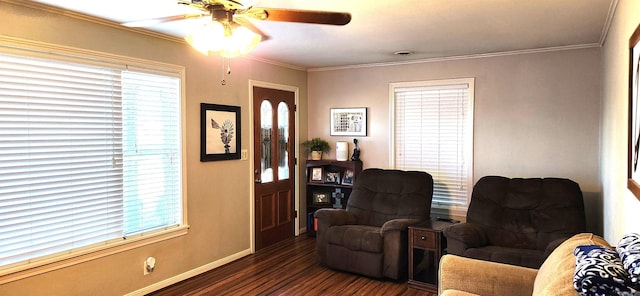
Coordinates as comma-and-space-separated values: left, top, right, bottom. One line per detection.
442, 176, 587, 269
314, 168, 433, 280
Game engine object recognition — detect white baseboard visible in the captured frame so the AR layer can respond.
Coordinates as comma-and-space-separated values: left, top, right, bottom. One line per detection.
125, 248, 252, 296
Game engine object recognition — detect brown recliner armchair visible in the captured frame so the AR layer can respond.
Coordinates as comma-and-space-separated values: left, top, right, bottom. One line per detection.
314, 168, 433, 280
442, 176, 587, 269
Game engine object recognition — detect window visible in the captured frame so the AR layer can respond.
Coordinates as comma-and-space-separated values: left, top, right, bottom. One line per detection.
0, 49, 185, 273
390, 78, 474, 215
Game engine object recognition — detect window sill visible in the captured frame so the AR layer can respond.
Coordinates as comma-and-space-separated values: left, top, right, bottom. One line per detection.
0, 225, 190, 285
432, 205, 468, 221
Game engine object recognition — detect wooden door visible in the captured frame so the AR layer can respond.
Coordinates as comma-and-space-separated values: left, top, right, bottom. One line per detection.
253, 86, 296, 250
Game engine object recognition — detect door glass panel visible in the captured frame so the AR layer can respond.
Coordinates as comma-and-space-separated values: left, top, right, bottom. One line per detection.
277, 102, 289, 180
260, 100, 273, 183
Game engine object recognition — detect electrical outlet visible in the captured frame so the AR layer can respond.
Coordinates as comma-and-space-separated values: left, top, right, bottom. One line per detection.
241, 149, 248, 160
144, 257, 156, 275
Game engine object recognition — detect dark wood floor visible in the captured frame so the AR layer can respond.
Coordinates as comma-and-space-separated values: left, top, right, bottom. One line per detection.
148, 235, 434, 296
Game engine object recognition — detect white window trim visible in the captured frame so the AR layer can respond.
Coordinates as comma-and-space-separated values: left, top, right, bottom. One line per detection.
0, 35, 189, 284
388, 78, 474, 218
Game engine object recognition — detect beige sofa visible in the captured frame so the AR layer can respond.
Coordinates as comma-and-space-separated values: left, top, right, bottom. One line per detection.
439, 233, 611, 296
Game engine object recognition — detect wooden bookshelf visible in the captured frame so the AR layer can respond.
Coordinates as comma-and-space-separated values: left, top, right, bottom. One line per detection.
305, 160, 362, 236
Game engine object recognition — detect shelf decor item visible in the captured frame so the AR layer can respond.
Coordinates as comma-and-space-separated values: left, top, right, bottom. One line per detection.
324, 171, 341, 184
351, 138, 361, 161
342, 169, 355, 185
200, 103, 241, 162
332, 188, 344, 209
302, 137, 331, 160
330, 107, 367, 136
336, 141, 348, 161
309, 167, 324, 183
312, 192, 330, 204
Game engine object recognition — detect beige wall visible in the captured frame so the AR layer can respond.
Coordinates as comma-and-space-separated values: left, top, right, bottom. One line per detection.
0, 1, 307, 295
308, 48, 603, 231
601, 0, 640, 242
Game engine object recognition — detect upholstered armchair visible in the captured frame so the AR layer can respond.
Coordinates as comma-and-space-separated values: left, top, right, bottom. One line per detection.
314, 168, 433, 280
442, 176, 587, 269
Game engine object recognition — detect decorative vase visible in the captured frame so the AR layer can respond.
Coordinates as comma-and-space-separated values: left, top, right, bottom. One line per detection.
310, 151, 322, 160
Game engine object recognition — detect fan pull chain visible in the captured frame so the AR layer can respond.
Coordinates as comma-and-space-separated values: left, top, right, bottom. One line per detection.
221, 57, 232, 85
221, 57, 226, 85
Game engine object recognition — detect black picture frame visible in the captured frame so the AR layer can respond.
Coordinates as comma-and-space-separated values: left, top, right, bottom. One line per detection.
628, 22, 640, 202
342, 169, 354, 185
330, 107, 367, 136
324, 171, 341, 184
312, 191, 330, 204
200, 103, 241, 162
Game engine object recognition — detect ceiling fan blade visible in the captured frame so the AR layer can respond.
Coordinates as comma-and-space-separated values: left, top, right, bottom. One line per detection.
234, 18, 271, 41
177, 0, 207, 10
122, 14, 208, 27
219, 0, 247, 9
241, 7, 269, 20
258, 8, 351, 25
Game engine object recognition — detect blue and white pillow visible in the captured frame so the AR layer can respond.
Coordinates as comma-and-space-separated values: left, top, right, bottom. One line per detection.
573, 245, 639, 296
617, 233, 640, 284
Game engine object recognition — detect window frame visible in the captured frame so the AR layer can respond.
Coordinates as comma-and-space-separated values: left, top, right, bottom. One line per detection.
389, 78, 474, 217
0, 35, 189, 283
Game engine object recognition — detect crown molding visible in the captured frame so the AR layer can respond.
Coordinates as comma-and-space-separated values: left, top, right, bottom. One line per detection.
247, 55, 307, 72
3, 0, 184, 44
599, 0, 619, 46
307, 44, 602, 72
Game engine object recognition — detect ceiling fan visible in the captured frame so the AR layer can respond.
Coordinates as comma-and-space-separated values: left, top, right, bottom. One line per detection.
122, 0, 351, 57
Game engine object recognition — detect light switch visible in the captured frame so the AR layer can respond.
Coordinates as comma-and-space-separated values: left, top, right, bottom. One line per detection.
241, 149, 248, 160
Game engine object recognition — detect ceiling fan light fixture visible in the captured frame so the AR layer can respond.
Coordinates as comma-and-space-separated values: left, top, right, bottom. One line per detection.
185, 21, 262, 57
221, 26, 262, 57
129, 1, 350, 58
185, 21, 226, 54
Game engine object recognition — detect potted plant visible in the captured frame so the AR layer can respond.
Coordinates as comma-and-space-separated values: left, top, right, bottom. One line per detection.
302, 137, 331, 160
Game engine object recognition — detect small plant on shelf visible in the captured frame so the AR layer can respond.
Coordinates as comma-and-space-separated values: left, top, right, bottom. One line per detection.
302, 137, 331, 160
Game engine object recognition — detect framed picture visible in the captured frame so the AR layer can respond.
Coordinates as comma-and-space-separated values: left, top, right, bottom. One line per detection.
310, 167, 324, 183
330, 107, 367, 136
342, 169, 354, 185
312, 192, 330, 204
200, 103, 241, 162
628, 22, 640, 201
324, 171, 341, 184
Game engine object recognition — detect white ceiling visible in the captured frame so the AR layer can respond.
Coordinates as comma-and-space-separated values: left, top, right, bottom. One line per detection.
30, 0, 616, 70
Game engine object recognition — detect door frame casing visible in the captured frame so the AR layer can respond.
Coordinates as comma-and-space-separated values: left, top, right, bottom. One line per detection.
248, 80, 300, 254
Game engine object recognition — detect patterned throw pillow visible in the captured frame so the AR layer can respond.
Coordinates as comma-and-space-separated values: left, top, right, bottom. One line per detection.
617, 233, 640, 283
573, 245, 639, 296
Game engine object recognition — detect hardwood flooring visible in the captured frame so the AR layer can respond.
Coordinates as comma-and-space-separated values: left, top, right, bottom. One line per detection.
147, 235, 434, 296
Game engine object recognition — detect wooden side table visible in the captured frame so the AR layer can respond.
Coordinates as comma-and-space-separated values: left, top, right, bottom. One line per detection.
407, 219, 456, 292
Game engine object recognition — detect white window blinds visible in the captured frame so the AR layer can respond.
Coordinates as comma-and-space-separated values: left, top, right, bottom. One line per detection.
0, 52, 182, 268
391, 79, 474, 210
121, 71, 182, 235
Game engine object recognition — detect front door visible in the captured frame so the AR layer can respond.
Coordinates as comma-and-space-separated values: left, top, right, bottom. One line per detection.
253, 86, 296, 250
